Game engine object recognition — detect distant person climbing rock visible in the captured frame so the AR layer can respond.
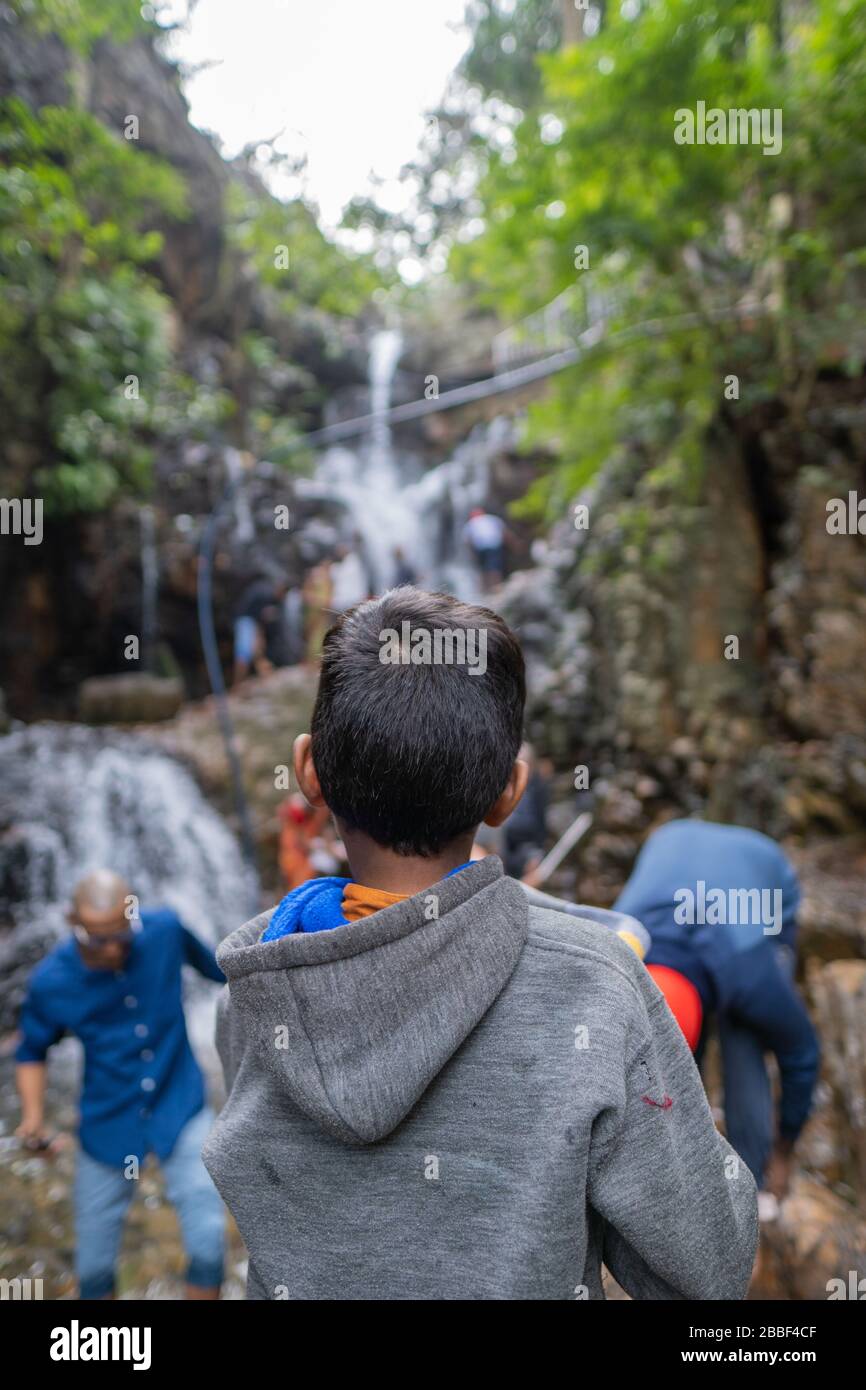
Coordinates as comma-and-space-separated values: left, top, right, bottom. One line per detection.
233, 574, 288, 685
281, 585, 306, 666
614, 819, 820, 1216
330, 541, 370, 613
462, 507, 513, 591
302, 558, 333, 665
391, 545, 417, 587
14, 870, 226, 1300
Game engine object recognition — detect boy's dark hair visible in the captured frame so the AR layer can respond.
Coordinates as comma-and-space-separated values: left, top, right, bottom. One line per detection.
311, 587, 526, 857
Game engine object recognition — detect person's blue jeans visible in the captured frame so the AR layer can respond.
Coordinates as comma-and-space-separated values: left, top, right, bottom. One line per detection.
478, 544, 504, 575
234, 615, 258, 667
717, 944, 796, 1190
74, 1106, 225, 1298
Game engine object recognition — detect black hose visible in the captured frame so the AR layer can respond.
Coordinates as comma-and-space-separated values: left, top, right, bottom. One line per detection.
196, 476, 260, 911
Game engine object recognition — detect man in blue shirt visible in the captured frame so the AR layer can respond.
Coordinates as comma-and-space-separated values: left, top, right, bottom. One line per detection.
15, 869, 227, 1299
615, 820, 820, 1209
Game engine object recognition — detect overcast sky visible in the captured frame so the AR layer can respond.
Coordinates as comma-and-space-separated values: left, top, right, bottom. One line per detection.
163, 0, 469, 230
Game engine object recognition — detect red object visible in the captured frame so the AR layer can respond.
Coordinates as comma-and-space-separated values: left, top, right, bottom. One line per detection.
279, 794, 309, 826
646, 964, 703, 1052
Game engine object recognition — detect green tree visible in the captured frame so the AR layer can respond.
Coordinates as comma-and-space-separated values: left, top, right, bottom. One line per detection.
346, 0, 566, 267
0, 97, 199, 513
451, 0, 866, 515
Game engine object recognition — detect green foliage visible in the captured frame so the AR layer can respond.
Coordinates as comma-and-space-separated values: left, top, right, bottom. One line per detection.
0, 94, 194, 513
38, 272, 168, 511
32, 267, 235, 512
225, 173, 387, 468
1, 3, 384, 516
0, 99, 186, 264
460, 0, 562, 109
236, 330, 317, 469
452, 0, 866, 519
352, 1, 563, 266
229, 179, 387, 320
12, 0, 157, 53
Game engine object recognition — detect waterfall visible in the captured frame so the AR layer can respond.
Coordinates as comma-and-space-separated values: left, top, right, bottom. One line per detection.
298, 329, 515, 598
223, 445, 256, 545
0, 725, 254, 1061
369, 328, 403, 461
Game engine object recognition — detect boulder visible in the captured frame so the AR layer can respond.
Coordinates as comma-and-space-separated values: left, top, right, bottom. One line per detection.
753, 1177, 866, 1300
78, 674, 184, 725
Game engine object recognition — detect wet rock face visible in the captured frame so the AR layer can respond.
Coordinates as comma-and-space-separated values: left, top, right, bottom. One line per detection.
502, 376, 866, 879
588, 429, 767, 768
793, 837, 866, 959
88, 36, 230, 325
0, 16, 367, 720
808, 960, 866, 1195
0, 15, 228, 324
763, 393, 866, 746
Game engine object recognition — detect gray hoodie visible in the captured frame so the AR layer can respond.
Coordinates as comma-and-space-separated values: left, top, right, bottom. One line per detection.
203, 856, 757, 1300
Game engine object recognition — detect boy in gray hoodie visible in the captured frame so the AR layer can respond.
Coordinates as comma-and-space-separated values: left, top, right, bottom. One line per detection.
203, 587, 758, 1300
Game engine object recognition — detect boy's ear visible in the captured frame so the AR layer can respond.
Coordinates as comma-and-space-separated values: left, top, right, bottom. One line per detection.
483, 757, 530, 828
293, 733, 326, 807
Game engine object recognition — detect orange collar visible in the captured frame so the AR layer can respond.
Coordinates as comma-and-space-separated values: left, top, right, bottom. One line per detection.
341, 881, 409, 922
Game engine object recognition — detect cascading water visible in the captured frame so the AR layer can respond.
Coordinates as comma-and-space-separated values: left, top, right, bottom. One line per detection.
369, 328, 403, 462
301, 328, 515, 598
223, 445, 256, 545
0, 726, 253, 1061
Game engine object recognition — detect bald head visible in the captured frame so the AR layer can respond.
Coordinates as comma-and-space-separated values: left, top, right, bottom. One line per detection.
72, 870, 132, 931
69, 870, 136, 970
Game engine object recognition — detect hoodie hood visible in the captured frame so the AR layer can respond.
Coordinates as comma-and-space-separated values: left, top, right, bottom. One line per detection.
216, 856, 528, 1146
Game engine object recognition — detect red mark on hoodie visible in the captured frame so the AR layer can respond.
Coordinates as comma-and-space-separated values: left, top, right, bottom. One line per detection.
641, 1093, 673, 1109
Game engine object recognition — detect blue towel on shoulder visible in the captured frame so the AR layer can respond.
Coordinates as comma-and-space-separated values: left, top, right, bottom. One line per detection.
262, 877, 351, 940
262, 863, 475, 941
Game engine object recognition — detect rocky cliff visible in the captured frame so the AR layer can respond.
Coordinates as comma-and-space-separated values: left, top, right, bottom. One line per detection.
504, 374, 866, 924
0, 11, 367, 717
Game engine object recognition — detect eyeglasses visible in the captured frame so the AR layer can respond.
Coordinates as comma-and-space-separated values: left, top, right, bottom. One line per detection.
72, 923, 136, 949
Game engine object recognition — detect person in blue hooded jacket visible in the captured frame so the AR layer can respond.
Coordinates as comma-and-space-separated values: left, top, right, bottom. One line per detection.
615, 819, 820, 1209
